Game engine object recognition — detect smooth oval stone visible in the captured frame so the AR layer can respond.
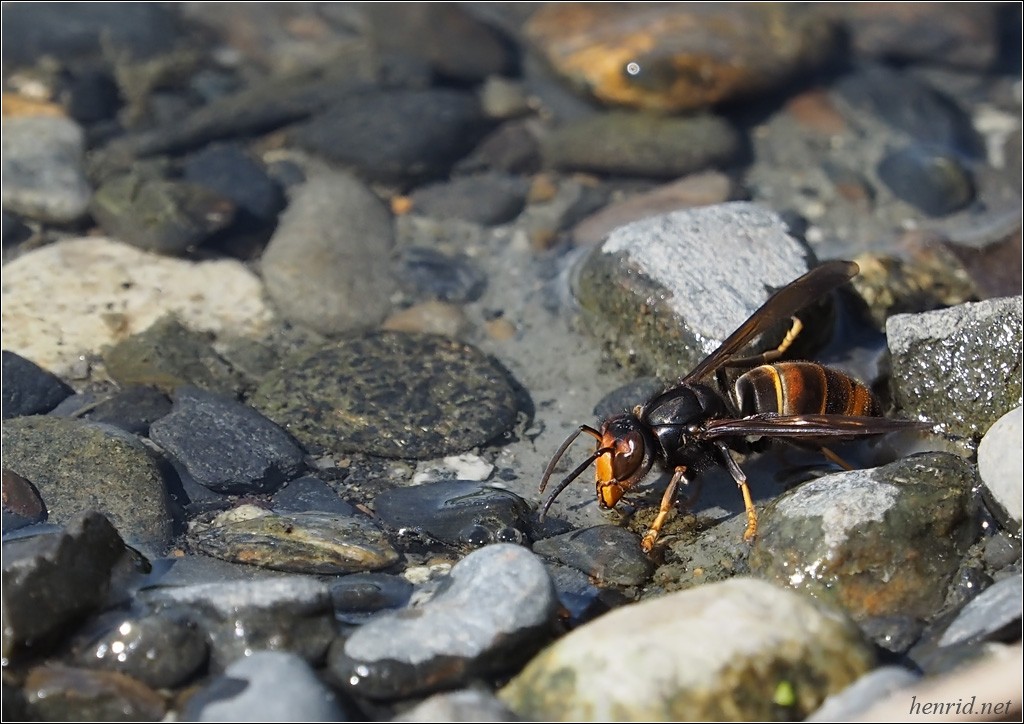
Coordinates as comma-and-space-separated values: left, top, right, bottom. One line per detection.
251, 332, 520, 459
1, 116, 91, 223
330, 572, 413, 625
499, 577, 874, 720
189, 505, 399, 575
24, 664, 166, 722
532, 525, 654, 587
72, 611, 208, 689
394, 246, 488, 304
374, 480, 532, 547
2, 417, 173, 552
2, 468, 47, 530
328, 544, 557, 699
407, 173, 528, 226
977, 407, 1023, 529
149, 386, 305, 495
877, 144, 975, 216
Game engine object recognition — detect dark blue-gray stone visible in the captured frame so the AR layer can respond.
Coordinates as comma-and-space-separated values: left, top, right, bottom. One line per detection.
877, 144, 975, 216
939, 574, 1023, 646
181, 144, 284, 226
271, 476, 355, 516
50, 386, 171, 436
533, 525, 654, 587
408, 173, 528, 225
395, 246, 488, 303
2, 350, 74, 419
150, 386, 305, 495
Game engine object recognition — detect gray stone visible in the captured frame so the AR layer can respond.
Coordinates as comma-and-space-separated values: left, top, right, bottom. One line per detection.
260, 170, 395, 335
2, 513, 127, 658
939, 574, 1023, 647
251, 333, 519, 459
806, 666, 921, 721
1, 116, 91, 223
329, 544, 557, 699
393, 688, 520, 721
977, 406, 1023, 528
143, 577, 334, 669
887, 296, 1022, 439
575, 202, 813, 379
748, 452, 980, 622
23, 664, 166, 722
532, 525, 654, 587
2, 417, 173, 552
499, 577, 874, 720
1, 350, 74, 419
184, 651, 347, 722
150, 386, 305, 494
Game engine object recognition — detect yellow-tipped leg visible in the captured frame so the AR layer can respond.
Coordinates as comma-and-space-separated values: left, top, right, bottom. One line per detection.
740, 479, 758, 541
641, 466, 686, 553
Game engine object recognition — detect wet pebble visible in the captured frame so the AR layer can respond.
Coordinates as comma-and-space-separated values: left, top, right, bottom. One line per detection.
532, 525, 654, 587
382, 301, 470, 338
50, 385, 172, 436
103, 316, 245, 396
887, 296, 1022, 439
2, 417, 173, 552
455, 120, 541, 175
1, 350, 74, 419
251, 332, 519, 459
271, 475, 355, 516
328, 544, 557, 699
91, 171, 236, 255
574, 202, 811, 379
546, 562, 626, 626
0, 237, 274, 377
289, 89, 488, 184
374, 480, 532, 547
877, 144, 975, 216
23, 664, 166, 722
499, 577, 873, 720
393, 688, 520, 722
407, 173, 528, 225
182, 651, 347, 722
938, 574, 1023, 647
150, 386, 304, 495
748, 453, 980, 622
260, 169, 395, 335
394, 246, 488, 304
977, 406, 1022, 528
542, 111, 743, 178
143, 577, 335, 668
188, 504, 399, 575
72, 610, 208, 689
1, 469, 47, 530
1, 115, 92, 224
525, 4, 833, 112
331, 572, 413, 624
2, 513, 127, 658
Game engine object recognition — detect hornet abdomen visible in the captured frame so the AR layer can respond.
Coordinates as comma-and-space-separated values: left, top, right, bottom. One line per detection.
734, 362, 881, 418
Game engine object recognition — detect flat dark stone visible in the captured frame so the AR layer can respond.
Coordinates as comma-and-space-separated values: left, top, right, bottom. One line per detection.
532, 525, 654, 587
251, 332, 520, 459
2, 351, 74, 419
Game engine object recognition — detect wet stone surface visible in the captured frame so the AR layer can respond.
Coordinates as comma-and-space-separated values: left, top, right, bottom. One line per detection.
748, 452, 981, 622
251, 332, 520, 459
394, 246, 488, 304
373, 480, 533, 547
23, 664, 167, 722
532, 525, 654, 587
330, 572, 413, 625
328, 544, 558, 699
188, 504, 399, 575
977, 406, 1023, 529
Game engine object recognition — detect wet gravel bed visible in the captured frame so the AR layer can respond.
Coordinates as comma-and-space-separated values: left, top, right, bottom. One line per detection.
2, 4, 1021, 721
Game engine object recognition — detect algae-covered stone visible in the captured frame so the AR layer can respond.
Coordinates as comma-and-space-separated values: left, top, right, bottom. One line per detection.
250, 332, 519, 459
2, 417, 173, 552
574, 202, 814, 380
748, 453, 980, 621
499, 577, 873, 720
887, 297, 1022, 440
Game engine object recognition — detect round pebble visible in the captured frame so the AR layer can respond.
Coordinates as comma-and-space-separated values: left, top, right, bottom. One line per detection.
877, 144, 975, 216
251, 332, 519, 459
977, 407, 1023, 528
407, 173, 528, 225
23, 664, 166, 722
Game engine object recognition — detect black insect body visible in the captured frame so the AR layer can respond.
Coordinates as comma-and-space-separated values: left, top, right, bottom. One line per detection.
538, 260, 927, 552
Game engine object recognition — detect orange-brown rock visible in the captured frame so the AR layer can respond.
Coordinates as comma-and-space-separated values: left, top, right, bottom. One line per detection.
525, 3, 834, 112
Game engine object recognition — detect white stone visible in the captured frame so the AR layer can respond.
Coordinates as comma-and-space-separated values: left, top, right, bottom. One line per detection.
1, 237, 275, 376
978, 406, 1023, 528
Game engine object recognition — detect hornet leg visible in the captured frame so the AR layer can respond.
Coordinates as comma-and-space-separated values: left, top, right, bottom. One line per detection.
641, 466, 688, 553
716, 442, 758, 541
